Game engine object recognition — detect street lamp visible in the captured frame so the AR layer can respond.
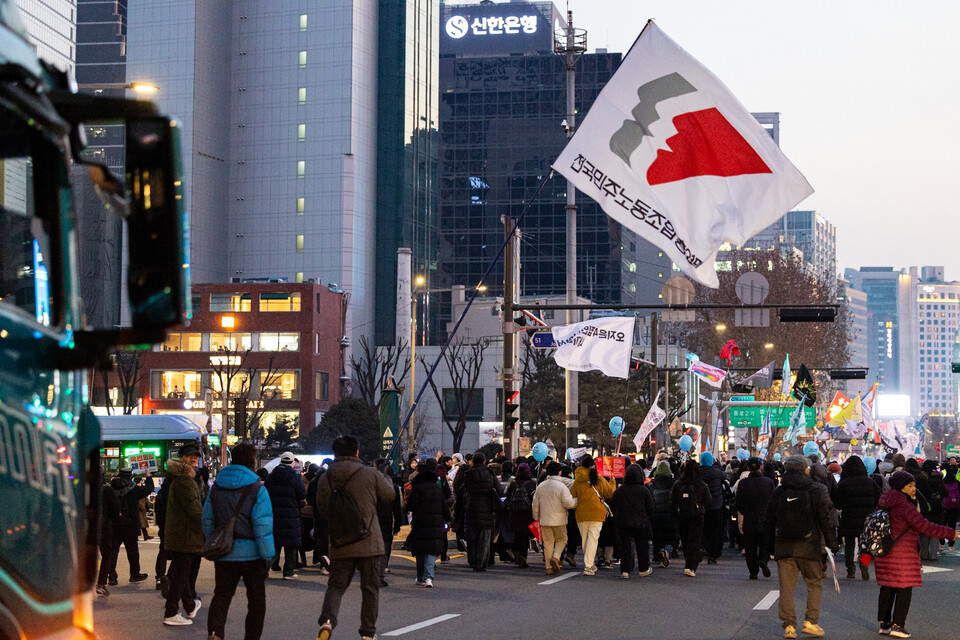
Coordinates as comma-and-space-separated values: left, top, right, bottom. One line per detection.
77, 82, 159, 94
764, 343, 774, 350
715, 323, 727, 332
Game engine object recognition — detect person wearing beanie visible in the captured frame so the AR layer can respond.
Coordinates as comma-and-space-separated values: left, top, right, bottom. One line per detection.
872, 470, 959, 637
532, 461, 577, 575
736, 457, 776, 580
505, 462, 537, 568
765, 456, 838, 639
650, 461, 679, 568
833, 455, 881, 581
265, 451, 307, 579
695, 451, 724, 564
611, 463, 655, 578
669, 460, 709, 577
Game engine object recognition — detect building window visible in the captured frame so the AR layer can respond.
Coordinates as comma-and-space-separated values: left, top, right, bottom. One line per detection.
260, 332, 299, 351
152, 371, 204, 399
298, 124, 306, 141
260, 292, 301, 312
298, 87, 306, 104
442, 388, 484, 420
261, 371, 299, 400
296, 235, 304, 252
295, 272, 304, 283
315, 371, 329, 401
160, 332, 202, 351
299, 14, 307, 30
211, 371, 250, 395
299, 50, 307, 68
210, 332, 252, 351
210, 292, 252, 312
297, 161, 305, 178
296, 197, 305, 215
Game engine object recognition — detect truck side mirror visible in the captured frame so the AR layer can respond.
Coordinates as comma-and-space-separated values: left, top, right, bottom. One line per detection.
125, 117, 191, 328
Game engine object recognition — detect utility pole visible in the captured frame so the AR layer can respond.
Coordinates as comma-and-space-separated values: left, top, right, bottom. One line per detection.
556, 11, 586, 452
649, 312, 658, 454
502, 217, 517, 459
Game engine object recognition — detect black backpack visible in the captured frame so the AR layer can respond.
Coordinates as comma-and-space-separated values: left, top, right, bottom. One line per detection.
775, 486, 815, 541
508, 481, 531, 512
676, 482, 703, 517
325, 467, 370, 548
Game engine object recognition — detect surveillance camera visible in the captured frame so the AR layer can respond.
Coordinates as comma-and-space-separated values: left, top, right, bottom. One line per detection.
561, 119, 570, 132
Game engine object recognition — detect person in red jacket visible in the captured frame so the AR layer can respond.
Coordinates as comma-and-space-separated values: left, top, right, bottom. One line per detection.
873, 471, 959, 638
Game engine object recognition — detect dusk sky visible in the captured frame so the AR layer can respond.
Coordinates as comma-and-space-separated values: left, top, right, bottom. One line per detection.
564, 0, 960, 279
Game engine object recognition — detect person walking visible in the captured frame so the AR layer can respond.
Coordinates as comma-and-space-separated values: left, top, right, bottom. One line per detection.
459, 452, 501, 571
650, 460, 679, 568
162, 443, 205, 627
532, 461, 576, 575
670, 460, 709, 577
154, 473, 172, 595
941, 463, 960, 549
765, 456, 838, 639
316, 436, 396, 640
376, 462, 403, 585
735, 457, 776, 580
111, 468, 155, 583
505, 463, 537, 569
697, 452, 725, 565
871, 471, 959, 638
405, 458, 450, 588
96, 470, 121, 597
569, 455, 615, 576
611, 463, 654, 579
265, 451, 307, 579
203, 443, 274, 640
833, 455, 881, 580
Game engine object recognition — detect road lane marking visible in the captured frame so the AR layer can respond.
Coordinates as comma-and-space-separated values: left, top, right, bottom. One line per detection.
538, 572, 578, 586
753, 590, 779, 610
383, 614, 461, 636
921, 565, 951, 574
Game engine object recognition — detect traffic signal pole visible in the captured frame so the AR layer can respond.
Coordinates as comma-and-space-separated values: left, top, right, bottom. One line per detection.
503, 217, 517, 459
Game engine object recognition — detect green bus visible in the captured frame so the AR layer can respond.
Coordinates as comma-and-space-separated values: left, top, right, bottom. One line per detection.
0, 2, 190, 636
98, 415, 208, 477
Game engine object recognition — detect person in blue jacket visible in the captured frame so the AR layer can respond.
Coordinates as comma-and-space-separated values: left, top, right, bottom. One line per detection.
203, 443, 274, 640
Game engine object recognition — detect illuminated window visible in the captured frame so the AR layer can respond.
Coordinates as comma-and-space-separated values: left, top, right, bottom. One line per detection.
260, 292, 301, 312
261, 371, 299, 400
260, 332, 299, 351
298, 87, 306, 104
299, 50, 307, 68
210, 292, 252, 312
160, 332, 202, 351
209, 332, 252, 351
297, 161, 305, 178
296, 197, 305, 214
153, 371, 203, 399
299, 14, 307, 30
315, 371, 329, 401
298, 124, 306, 141
211, 371, 250, 395
295, 272, 304, 283
296, 235, 304, 252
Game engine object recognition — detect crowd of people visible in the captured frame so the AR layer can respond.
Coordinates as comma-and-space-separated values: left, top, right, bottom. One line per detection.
96, 440, 960, 640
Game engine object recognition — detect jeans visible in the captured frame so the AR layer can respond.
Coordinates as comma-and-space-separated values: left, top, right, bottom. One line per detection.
164, 551, 200, 618
742, 530, 769, 576
677, 515, 704, 571
318, 555, 382, 638
542, 525, 567, 569
272, 545, 297, 577
415, 554, 437, 581
208, 560, 267, 640
878, 586, 912, 629
577, 521, 604, 571
617, 527, 650, 574
777, 557, 823, 628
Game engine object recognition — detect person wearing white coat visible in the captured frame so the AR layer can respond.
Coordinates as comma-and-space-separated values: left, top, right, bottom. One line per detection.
532, 461, 577, 575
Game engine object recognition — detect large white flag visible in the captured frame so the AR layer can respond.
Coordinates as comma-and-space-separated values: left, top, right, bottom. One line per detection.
553, 22, 813, 287
634, 389, 666, 450
552, 316, 635, 378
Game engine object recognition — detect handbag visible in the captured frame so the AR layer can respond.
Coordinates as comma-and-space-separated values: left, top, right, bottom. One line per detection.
202, 482, 258, 561
593, 486, 613, 519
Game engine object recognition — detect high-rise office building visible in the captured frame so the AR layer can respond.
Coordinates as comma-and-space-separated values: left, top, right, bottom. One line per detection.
746, 210, 837, 283
837, 277, 870, 396
435, 0, 647, 344
907, 267, 959, 417
845, 267, 910, 396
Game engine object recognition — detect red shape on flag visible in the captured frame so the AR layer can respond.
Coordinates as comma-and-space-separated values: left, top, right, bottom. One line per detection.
646, 108, 772, 185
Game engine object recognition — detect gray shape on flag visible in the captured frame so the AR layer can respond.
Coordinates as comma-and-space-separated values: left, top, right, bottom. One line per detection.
609, 72, 697, 166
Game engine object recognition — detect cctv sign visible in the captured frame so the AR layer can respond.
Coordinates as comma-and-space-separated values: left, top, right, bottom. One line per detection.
445, 14, 538, 39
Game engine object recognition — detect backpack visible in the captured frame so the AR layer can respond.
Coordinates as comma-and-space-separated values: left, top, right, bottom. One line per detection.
858, 507, 906, 558
775, 486, 815, 541
508, 481, 531, 512
202, 482, 259, 561
944, 482, 960, 510
676, 483, 702, 517
325, 467, 370, 548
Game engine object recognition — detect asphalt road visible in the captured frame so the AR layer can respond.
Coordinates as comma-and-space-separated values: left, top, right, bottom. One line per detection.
94, 540, 960, 639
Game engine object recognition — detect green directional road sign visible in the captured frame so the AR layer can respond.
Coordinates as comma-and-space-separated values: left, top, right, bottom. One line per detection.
946, 445, 960, 458
728, 404, 816, 429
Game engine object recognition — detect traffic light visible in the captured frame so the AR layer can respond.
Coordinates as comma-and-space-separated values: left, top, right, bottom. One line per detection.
778, 307, 836, 322
504, 390, 520, 430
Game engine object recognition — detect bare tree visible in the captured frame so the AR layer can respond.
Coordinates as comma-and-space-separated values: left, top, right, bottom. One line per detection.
236, 355, 285, 442
115, 351, 144, 415
208, 344, 253, 438
418, 339, 488, 453
350, 335, 411, 413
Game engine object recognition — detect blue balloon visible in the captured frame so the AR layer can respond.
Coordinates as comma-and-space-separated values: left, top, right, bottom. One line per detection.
679, 434, 693, 451
609, 416, 624, 437
864, 457, 877, 475
737, 448, 750, 461
803, 441, 819, 457
531, 442, 549, 462
773, 452, 782, 462
760, 448, 768, 458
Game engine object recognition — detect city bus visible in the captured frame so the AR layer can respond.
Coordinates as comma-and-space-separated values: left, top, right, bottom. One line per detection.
0, 2, 189, 636
98, 415, 207, 476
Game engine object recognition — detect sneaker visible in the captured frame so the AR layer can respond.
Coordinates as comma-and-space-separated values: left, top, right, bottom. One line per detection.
361, 637, 376, 640
707, 557, 718, 565
879, 625, 892, 635
550, 557, 562, 573
760, 561, 771, 578
801, 621, 825, 637
108, 578, 119, 586
320, 555, 331, 569
621, 572, 629, 579
130, 572, 148, 583
582, 567, 597, 576
861, 564, 870, 580
659, 549, 670, 568
749, 574, 758, 580
416, 578, 426, 586
602, 561, 613, 569
95, 584, 109, 597
638, 568, 653, 577
424, 578, 433, 588
163, 614, 193, 626
159, 575, 170, 599
888, 625, 910, 638
320, 567, 330, 576
683, 568, 696, 577
317, 621, 333, 640
846, 570, 856, 580
783, 625, 797, 639
186, 599, 202, 619
283, 574, 299, 580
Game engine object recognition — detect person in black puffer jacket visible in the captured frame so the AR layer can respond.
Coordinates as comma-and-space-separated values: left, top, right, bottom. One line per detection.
458, 453, 501, 571
670, 460, 710, 576
265, 452, 306, 578
110, 469, 155, 582
406, 458, 450, 587
698, 452, 725, 563
649, 461, 678, 568
505, 463, 537, 569
96, 474, 121, 596
736, 457, 776, 580
833, 455, 881, 579
904, 458, 937, 560
611, 463, 654, 577
376, 462, 403, 585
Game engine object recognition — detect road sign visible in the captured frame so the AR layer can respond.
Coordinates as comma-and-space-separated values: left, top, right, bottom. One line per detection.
945, 445, 960, 458
728, 404, 815, 429
730, 395, 755, 402
531, 331, 556, 349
